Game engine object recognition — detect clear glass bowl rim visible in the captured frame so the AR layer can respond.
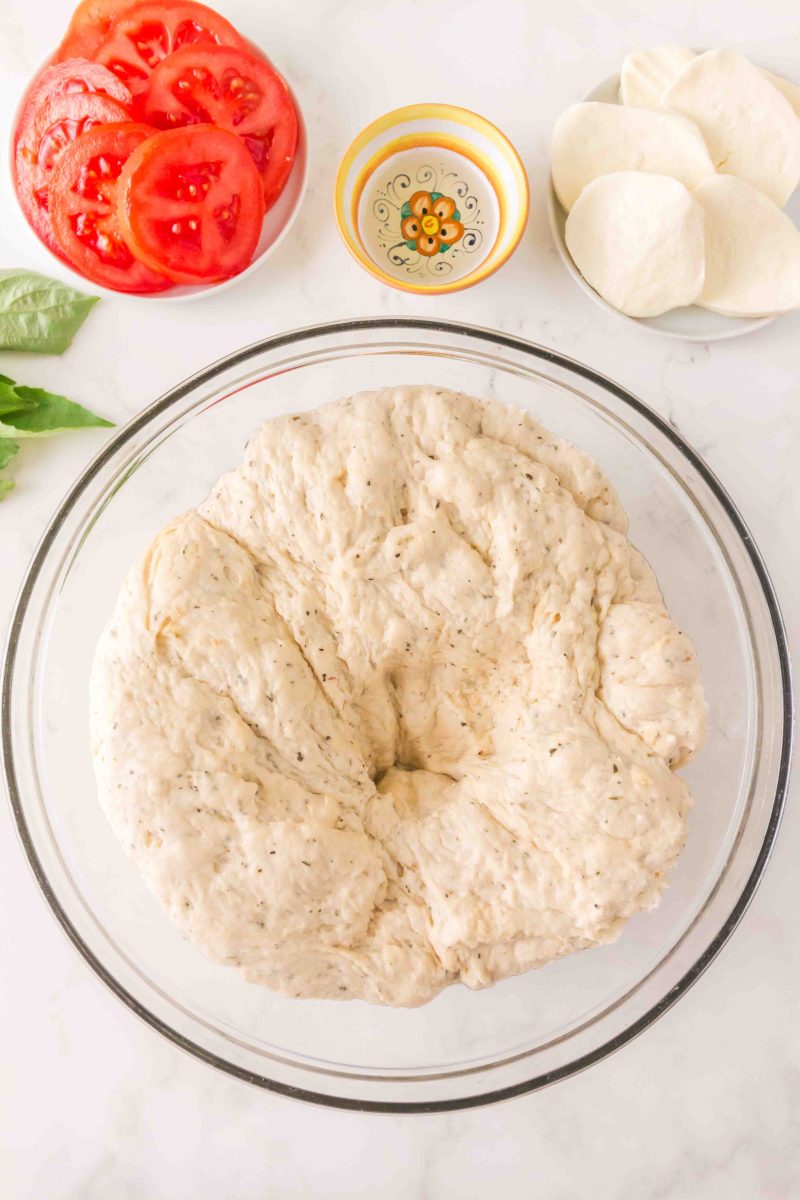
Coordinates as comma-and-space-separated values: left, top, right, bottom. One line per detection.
1, 316, 793, 1113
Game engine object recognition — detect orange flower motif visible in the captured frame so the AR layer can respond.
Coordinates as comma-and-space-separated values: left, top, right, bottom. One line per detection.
400, 190, 465, 256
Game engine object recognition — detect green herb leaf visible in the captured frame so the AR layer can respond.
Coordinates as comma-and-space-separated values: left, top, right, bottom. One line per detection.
0, 439, 19, 469
0, 380, 39, 417
0, 385, 113, 438
0, 478, 14, 500
0, 270, 99, 354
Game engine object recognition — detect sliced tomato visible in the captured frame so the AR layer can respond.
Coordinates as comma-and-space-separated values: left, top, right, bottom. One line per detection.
117, 124, 263, 282
18, 58, 132, 125
56, 0, 161, 61
58, 1, 142, 61
14, 89, 131, 254
50, 123, 173, 293
93, 1, 247, 112
142, 44, 298, 211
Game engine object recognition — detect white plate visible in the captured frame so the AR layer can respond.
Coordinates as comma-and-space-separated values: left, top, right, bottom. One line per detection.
546, 56, 800, 341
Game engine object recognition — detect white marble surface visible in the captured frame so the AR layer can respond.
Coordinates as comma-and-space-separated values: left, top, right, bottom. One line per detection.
1, 0, 798, 1195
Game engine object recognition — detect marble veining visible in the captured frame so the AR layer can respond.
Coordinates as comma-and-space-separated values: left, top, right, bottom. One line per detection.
0, 0, 798, 1196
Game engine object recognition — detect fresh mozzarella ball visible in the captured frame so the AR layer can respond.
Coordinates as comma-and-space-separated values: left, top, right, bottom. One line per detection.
693, 175, 800, 316
620, 45, 697, 110
665, 50, 800, 206
761, 67, 800, 118
551, 101, 715, 212
565, 171, 705, 317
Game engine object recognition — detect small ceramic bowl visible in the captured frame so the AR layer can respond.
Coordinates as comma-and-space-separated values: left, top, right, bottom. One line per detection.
6, 55, 308, 303
334, 103, 529, 294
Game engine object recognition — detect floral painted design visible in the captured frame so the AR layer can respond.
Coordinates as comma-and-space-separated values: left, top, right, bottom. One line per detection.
369, 163, 486, 282
400, 191, 464, 256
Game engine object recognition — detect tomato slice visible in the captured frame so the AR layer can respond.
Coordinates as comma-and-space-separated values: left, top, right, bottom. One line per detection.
19, 58, 132, 124
92, 1, 247, 111
117, 124, 263, 282
50, 123, 173, 293
142, 45, 298, 211
56, 1, 145, 61
14, 88, 131, 255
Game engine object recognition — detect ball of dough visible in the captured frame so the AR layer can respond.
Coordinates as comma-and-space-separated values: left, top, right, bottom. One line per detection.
565, 171, 705, 317
91, 387, 706, 1007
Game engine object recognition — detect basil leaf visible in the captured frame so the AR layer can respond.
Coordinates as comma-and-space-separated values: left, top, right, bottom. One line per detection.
0, 439, 19, 469
0, 478, 14, 500
0, 270, 99, 354
0, 386, 113, 437
0, 380, 38, 417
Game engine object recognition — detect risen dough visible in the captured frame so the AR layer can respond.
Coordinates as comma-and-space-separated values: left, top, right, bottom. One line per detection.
91, 387, 706, 1007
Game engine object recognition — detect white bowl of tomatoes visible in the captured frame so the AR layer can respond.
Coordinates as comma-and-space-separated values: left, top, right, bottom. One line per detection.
9, 0, 307, 298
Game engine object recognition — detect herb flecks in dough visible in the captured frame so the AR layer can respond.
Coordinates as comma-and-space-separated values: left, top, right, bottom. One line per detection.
90, 387, 706, 1007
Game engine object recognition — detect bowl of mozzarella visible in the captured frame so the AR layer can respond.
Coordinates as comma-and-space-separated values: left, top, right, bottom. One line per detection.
547, 47, 800, 339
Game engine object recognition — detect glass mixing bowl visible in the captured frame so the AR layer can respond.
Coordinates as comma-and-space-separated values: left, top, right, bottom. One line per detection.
2, 319, 792, 1111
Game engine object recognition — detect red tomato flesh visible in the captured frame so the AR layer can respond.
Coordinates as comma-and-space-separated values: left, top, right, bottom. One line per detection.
93, 1, 247, 111
56, 0, 165, 61
142, 44, 298, 211
19, 57, 132, 121
50, 123, 173, 292
14, 88, 131, 254
117, 124, 263, 282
